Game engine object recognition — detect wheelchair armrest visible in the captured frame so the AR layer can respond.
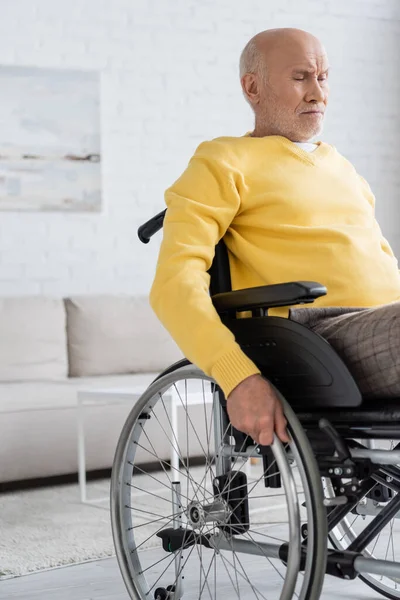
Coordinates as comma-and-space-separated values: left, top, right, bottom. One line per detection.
212, 281, 327, 314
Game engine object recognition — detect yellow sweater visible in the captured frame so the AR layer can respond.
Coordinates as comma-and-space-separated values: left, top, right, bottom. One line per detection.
150, 134, 400, 397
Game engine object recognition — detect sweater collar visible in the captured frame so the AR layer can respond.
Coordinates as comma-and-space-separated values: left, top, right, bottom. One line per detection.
243, 132, 333, 165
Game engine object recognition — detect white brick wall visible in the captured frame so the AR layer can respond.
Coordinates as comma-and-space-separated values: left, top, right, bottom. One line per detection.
0, 0, 399, 296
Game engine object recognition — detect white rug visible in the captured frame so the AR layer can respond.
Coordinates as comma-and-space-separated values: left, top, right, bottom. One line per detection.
0, 467, 212, 579
0, 478, 114, 578
0, 463, 292, 580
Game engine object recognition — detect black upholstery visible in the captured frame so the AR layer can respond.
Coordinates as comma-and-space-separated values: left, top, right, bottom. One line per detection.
213, 281, 327, 314
221, 315, 362, 409
208, 239, 232, 296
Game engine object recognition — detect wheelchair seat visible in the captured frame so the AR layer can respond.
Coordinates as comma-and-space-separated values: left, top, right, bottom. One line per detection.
215, 287, 400, 435
297, 396, 400, 439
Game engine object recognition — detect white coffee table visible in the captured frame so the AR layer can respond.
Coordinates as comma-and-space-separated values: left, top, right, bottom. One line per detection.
76, 384, 215, 507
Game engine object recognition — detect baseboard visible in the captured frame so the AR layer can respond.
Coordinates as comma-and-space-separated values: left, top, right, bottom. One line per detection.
0, 468, 112, 493
0, 455, 208, 493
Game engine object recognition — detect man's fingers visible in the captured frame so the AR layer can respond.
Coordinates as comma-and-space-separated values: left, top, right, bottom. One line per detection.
258, 428, 274, 446
275, 405, 290, 443
227, 381, 289, 447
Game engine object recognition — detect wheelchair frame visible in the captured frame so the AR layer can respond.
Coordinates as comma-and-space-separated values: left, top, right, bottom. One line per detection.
114, 209, 400, 596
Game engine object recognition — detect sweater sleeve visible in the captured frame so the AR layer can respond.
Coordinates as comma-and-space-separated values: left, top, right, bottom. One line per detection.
359, 174, 399, 262
149, 142, 261, 396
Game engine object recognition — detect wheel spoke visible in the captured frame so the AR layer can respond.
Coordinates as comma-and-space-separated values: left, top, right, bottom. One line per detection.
125, 505, 185, 522
145, 543, 197, 595
128, 459, 204, 506
195, 540, 216, 600
130, 514, 177, 552
150, 396, 210, 504
216, 539, 267, 600
244, 527, 288, 585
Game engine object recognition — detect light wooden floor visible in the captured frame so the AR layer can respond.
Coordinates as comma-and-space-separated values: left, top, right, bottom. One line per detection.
0, 554, 382, 600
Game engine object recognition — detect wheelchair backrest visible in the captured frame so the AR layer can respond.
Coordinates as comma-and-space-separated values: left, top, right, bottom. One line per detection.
138, 208, 232, 296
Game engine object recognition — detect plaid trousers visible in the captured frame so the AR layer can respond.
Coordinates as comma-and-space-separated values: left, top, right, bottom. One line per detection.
289, 302, 400, 399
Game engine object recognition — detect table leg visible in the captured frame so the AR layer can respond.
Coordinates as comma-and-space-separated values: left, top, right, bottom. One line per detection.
172, 481, 184, 598
170, 391, 180, 479
77, 397, 87, 503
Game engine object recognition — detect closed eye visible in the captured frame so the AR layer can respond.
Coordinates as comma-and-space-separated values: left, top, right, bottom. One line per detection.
293, 72, 329, 82
293, 77, 328, 84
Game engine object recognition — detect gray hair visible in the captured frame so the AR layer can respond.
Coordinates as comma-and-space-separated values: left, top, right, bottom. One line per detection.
239, 38, 265, 80
239, 38, 266, 108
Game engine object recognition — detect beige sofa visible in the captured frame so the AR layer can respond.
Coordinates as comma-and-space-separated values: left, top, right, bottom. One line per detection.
0, 295, 184, 484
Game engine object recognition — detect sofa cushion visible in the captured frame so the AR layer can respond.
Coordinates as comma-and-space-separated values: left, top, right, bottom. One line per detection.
65, 295, 183, 377
0, 373, 212, 482
0, 297, 68, 381
0, 373, 159, 413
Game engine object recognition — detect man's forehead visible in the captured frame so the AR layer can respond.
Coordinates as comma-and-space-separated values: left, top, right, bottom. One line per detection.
291, 61, 329, 72
256, 31, 329, 72
285, 53, 329, 72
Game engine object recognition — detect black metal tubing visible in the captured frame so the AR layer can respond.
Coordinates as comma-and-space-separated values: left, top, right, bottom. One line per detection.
324, 440, 400, 540
327, 479, 378, 532
347, 480, 400, 553
373, 472, 400, 496
137, 209, 166, 243
279, 543, 360, 580
303, 422, 400, 440
380, 464, 400, 486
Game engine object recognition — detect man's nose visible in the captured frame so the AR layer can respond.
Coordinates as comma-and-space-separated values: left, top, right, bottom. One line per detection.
305, 79, 326, 104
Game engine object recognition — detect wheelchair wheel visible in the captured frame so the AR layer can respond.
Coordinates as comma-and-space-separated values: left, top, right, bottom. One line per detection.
327, 439, 400, 599
111, 362, 327, 600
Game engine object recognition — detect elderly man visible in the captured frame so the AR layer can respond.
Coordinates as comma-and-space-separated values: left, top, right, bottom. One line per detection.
150, 28, 400, 447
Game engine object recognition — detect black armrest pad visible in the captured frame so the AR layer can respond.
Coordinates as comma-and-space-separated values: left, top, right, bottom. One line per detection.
212, 281, 327, 314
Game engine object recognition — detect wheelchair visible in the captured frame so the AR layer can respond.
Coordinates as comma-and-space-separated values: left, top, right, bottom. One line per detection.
110, 209, 400, 600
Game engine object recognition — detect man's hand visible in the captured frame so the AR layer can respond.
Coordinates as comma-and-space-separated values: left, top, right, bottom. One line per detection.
226, 374, 290, 446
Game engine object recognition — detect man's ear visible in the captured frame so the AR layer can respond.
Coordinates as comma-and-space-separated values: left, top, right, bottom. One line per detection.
241, 73, 260, 106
